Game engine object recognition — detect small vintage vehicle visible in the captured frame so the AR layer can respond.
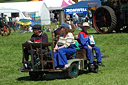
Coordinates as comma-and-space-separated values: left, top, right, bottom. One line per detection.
19, 41, 98, 80
0, 18, 11, 36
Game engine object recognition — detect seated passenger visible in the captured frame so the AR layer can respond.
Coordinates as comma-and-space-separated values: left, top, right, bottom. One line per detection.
53, 23, 76, 70
78, 22, 105, 67
24, 24, 48, 68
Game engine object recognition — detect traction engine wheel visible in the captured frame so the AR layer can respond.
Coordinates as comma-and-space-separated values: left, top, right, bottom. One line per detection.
93, 6, 117, 34
0, 24, 11, 36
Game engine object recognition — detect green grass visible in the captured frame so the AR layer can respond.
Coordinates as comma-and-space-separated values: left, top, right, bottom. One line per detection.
0, 29, 128, 85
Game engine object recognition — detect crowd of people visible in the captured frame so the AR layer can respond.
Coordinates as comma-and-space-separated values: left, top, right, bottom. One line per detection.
1, 11, 91, 33
66, 13, 92, 30
0, 13, 34, 33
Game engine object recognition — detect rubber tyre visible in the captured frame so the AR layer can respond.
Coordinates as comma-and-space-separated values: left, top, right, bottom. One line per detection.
94, 64, 98, 73
29, 71, 42, 80
88, 61, 98, 73
67, 63, 79, 78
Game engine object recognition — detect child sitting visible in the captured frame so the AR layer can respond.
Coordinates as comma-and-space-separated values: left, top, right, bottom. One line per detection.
78, 22, 105, 67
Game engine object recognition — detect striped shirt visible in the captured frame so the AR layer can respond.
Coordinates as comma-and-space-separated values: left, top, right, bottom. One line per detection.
57, 32, 75, 48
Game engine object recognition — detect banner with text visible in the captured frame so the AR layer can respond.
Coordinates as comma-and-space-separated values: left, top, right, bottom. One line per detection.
65, 8, 87, 15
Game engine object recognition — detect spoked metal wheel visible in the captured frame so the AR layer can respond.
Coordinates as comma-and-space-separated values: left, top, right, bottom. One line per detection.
93, 6, 117, 34
0, 24, 11, 36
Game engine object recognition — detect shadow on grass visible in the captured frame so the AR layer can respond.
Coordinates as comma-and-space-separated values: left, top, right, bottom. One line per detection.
17, 76, 31, 81
17, 70, 89, 81
88, 30, 128, 35
88, 32, 99, 35
88, 32, 117, 35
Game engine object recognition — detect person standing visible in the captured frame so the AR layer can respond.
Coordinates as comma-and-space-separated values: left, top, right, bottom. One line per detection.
4, 14, 9, 25
11, 16, 16, 32
15, 14, 19, 31
73, 13, 79, 29
50, 11, 55, 24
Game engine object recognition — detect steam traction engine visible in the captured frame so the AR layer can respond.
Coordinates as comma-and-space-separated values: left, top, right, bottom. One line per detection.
93, 0, 128, 34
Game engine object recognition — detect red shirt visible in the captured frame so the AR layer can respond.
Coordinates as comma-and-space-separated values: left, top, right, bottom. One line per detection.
30, 32, 48, 43
78, 31, 89, 38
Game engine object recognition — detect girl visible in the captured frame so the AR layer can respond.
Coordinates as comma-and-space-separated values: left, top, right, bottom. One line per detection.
54, 23, 76, 70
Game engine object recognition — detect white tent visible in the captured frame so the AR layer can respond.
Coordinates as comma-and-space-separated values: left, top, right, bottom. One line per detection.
0, 1, 50, 25
0, 8, 26, 19
44, 0, 75, 10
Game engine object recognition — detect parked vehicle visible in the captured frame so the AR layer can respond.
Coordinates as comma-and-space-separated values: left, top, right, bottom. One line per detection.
93, 0, 128, 34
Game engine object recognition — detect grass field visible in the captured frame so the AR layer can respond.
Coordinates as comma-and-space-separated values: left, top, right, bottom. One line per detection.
0, 29, 128, 85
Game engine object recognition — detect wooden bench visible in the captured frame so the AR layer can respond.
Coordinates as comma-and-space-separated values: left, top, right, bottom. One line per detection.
76, 49, 87, 60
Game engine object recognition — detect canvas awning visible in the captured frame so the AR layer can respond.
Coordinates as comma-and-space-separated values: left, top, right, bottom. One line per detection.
63, 0, 101, 14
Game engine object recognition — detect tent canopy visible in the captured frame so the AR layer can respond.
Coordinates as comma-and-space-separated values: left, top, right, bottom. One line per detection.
63, 0, 101, 14
63, 0, 101, 9
0, 1, 46, 12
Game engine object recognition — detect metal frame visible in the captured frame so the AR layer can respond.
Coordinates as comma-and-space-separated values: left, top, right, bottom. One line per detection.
22, 42, 57, 72
21, 42, 89, 73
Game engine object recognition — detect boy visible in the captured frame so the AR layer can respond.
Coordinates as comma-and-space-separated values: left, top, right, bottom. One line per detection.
78, 22, 105, 67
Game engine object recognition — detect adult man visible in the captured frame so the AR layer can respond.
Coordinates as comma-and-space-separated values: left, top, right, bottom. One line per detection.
4, 14, 9, 25
50, 11, 55, 24
24, 24, 48, 68
27, 25, 48, 43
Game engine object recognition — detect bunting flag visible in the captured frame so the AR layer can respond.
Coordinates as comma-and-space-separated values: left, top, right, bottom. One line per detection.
68, 0, 75, 4
61, 0, 70, 7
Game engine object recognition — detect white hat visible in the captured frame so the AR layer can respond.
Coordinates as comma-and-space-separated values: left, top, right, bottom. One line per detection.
73, 13, 76, 15
4, 14, 7, 16
82, 22, 90, 27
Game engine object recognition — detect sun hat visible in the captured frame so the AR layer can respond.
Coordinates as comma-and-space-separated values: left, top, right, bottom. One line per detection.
32, 24, 41, 30
73, 13, 76, 15
82, 22, 90, 27
59, 23, 69, 29
4, 14, 7, 16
